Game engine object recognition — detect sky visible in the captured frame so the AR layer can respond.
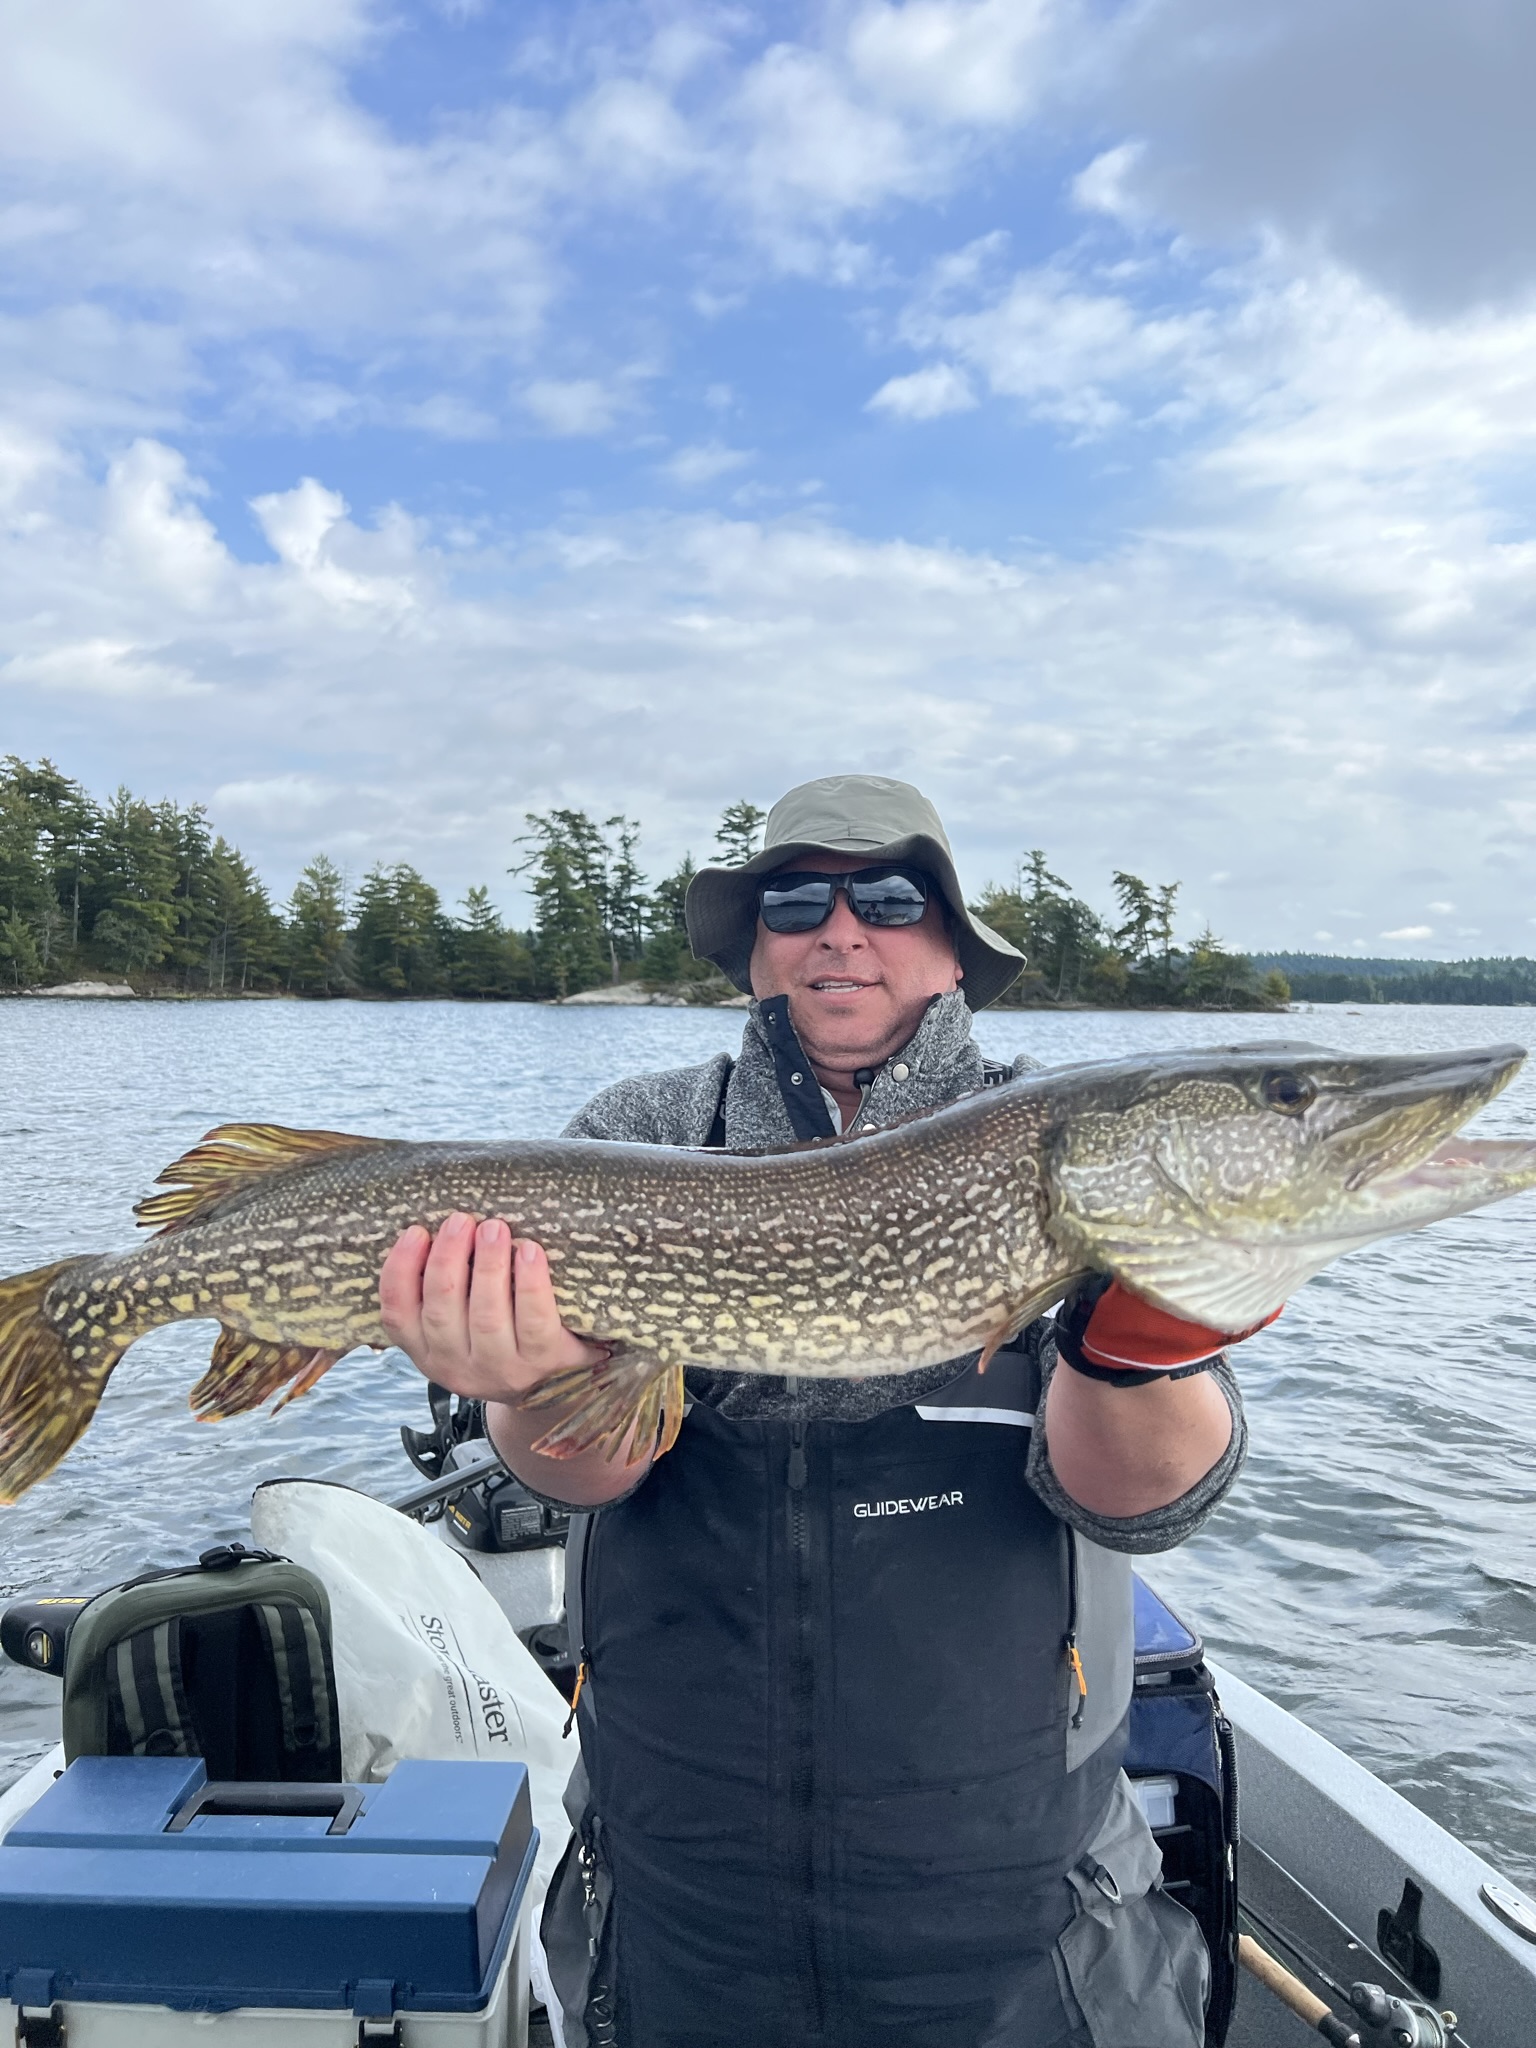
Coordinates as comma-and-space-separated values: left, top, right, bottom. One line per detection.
4, 0, 1536, 956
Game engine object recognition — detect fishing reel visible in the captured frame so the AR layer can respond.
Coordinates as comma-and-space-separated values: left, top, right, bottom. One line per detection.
1346, 1981, 1457, 2048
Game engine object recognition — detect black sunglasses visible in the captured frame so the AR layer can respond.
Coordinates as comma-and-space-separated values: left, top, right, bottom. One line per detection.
757, 865, 933, 935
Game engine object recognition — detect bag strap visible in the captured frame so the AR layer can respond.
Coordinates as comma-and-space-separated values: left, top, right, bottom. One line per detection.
117, 1542, 285, 1596
106, 1617, 197, 1760
254, 1599, 340, 1776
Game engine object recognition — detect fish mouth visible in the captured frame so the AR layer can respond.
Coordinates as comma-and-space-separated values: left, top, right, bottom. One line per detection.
1318, 1042, 1526, 1188
1352, 1133, 1536, 1211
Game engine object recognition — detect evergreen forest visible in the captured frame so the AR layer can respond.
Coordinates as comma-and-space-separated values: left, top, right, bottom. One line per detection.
0, 757, 1292, 1008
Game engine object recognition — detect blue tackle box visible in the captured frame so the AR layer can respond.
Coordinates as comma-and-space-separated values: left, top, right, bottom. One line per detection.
0, 1755, 536, 2033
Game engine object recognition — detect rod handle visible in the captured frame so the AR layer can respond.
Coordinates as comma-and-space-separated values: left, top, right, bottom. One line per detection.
1238, 1934, 1360, 2047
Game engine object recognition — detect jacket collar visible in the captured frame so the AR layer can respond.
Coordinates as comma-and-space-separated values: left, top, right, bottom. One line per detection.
724, 989, 987, 1150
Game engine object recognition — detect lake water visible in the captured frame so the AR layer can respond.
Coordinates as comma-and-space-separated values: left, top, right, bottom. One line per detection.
2, 998, 1534, 1890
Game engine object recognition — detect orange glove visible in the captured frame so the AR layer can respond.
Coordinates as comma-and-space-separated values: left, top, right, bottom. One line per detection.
1057, 1277, 1281, 1383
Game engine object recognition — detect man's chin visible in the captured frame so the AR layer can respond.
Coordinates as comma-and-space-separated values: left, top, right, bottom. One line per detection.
795, 984, 888, 1023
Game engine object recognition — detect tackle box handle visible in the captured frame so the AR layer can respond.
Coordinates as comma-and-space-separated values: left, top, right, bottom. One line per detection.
166, 1780, 364, 1835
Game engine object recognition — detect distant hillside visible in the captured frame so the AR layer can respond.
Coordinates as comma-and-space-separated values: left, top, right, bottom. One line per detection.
1251, 953, 1536, 1005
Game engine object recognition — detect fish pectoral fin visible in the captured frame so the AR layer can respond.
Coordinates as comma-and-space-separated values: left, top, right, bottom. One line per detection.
191, 1327, 346, 1421
521, 1354, 685, 1468
135, 1123, 388, 1233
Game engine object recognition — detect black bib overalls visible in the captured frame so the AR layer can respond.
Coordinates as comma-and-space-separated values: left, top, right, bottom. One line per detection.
564, 1388, 1123, 2047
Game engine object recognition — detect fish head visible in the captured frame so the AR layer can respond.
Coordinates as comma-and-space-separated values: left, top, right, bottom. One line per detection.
1041, 1041, 1535, 1328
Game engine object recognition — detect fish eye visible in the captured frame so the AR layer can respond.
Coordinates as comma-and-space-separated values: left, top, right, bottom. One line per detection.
1262, 1070, 1315, 1115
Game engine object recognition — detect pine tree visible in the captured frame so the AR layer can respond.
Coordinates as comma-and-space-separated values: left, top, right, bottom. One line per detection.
88, 789, 179, 977
2, 756, 97, 967
604, 816, 648, 971
351, 863, 446, 994
713, 799, 767, 868
0, 769, 51, 983
206, 840, 285, 991
451, 887, 533, 998
1111, 871, 1160, 967
642, 852, 704, 983
287, 856, 352, 993
514, 814, 611, 999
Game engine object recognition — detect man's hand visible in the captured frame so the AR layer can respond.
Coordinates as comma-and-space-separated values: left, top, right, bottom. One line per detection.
379, 1216, 644, 1507
1042, 1276, 1261, 1518
379, 1214, 603, 1400
1063, 1276, 1281, 1375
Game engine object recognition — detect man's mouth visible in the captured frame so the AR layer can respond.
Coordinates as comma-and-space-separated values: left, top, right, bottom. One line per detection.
809, 978, 875, 993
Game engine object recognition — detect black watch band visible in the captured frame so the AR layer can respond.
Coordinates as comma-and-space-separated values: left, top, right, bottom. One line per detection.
1057, 1349, 1219, 1388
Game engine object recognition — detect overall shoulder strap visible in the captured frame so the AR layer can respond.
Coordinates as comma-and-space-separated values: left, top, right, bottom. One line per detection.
703, 1058, 733, 1148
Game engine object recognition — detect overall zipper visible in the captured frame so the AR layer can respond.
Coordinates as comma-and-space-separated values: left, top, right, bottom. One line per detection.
1063, 1528, 1087, 1731
564, 1520, 595, 1738
786, 1418, 824, 2031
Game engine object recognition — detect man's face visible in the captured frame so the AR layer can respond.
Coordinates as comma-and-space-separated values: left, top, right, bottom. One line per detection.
748, 851, 963, 1069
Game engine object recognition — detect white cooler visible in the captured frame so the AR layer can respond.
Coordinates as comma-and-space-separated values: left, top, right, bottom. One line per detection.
0, 1755, 536, 2046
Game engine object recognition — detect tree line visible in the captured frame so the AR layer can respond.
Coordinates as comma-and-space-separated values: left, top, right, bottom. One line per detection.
1255, 954, 1536, 1006
0, 759, 770, 1000
0, 758, 1286, 1008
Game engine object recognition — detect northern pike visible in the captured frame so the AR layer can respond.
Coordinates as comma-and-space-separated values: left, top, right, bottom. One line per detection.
3, 1041, 1536, 1503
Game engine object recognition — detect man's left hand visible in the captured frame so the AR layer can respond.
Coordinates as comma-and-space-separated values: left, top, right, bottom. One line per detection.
1059, 1275, 1281, 1375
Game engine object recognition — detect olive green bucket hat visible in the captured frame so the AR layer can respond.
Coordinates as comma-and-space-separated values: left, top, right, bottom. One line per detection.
684, 773, 1025, 1009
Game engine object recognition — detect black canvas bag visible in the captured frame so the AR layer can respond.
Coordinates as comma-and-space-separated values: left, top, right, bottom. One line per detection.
1126, 1577, 1241, 2047
57, 1543, 342, 1783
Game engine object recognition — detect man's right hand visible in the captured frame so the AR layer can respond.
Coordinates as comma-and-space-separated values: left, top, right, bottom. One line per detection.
379, 1217, 645, 1505
379, 1215, 604, 1401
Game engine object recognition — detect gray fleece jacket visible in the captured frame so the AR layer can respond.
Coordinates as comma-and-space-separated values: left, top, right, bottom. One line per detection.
561, 989, 1246, 1554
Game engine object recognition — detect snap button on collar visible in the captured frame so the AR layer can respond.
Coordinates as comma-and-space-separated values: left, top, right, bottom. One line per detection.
891, 1062, 910, 1081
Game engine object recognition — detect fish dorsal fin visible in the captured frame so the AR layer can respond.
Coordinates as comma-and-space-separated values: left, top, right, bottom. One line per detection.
135, 1123, 387, 1233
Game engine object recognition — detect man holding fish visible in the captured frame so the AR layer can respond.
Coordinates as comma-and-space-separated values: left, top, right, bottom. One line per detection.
380, 775, 1254, 2048
3, 775, 1530, 2037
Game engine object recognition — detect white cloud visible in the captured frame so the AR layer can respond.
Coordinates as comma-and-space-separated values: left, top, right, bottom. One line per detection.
1381, 926, 1434, 942
103, 439, 229, 605
213, 773, 339, 819
249, 476, 419, 615
846, 0, 1059, 125
4, 638, 209, 699
568, 78, 697, 186
1427, 900, 1455, 914
1071, 142, 1147, 224
6, 433, 1536, 948
900, 260, 1212, 433
867, 362, 977, 419
521, 379, 619, 437
731, 44, 927, 229
663, 442, 752, 487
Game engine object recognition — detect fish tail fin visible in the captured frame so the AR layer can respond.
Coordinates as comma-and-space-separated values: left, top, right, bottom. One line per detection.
0, 1256, 124, 1503
191, 1327, 346, 1421
522, 1355, 686, 1467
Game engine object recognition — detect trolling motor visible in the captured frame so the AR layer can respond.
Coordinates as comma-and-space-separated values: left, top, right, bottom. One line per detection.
399, 1380, 570, 1553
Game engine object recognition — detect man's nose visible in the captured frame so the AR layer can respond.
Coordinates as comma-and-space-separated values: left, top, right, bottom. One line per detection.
817, 889, 867, 944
